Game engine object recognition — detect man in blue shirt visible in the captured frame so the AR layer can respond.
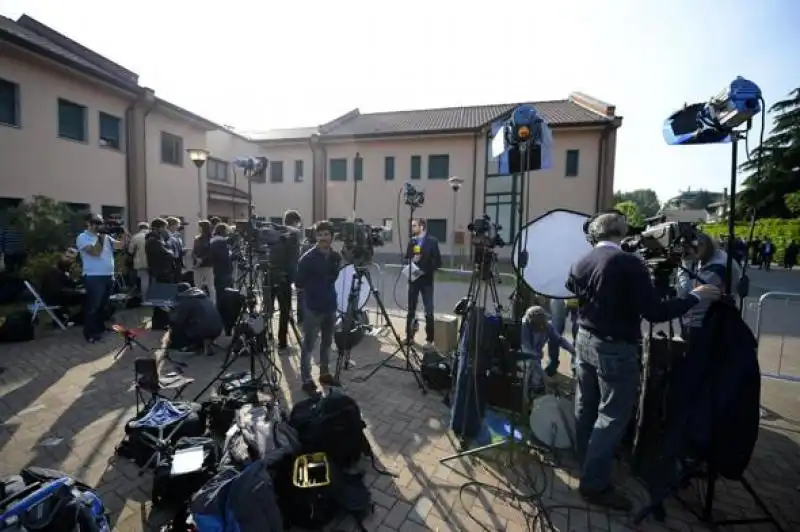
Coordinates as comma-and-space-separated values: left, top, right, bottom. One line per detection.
76, 213, 126, 343
295, 220, 341, 394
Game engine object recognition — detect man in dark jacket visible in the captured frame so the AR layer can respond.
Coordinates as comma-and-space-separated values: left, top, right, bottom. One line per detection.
169, 282, 223, 354
404, 218, 442, 349
144, 218, 177, 286
210, 223, 233, 295
295, 220, 341, 394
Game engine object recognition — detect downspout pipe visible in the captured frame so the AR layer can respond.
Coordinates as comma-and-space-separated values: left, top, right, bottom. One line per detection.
594, 125, 612, 212
141, 99, 156, 221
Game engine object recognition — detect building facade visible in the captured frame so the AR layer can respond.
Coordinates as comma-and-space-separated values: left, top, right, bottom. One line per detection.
1, 14, 623, 258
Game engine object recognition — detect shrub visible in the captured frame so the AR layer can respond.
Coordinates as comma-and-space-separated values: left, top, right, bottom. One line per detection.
701, 218, 800, 264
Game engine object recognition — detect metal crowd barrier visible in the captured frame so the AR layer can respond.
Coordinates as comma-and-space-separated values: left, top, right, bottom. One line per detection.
754, 291, 800, 383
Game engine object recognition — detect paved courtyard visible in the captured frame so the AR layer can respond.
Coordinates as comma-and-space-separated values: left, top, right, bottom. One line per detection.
1, 271, 799, 531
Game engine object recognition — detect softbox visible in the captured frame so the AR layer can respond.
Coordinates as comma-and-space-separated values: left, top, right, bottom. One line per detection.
511, 209, 592, 299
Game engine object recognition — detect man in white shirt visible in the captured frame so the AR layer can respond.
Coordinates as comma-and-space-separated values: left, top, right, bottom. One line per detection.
76, 213, 126, 343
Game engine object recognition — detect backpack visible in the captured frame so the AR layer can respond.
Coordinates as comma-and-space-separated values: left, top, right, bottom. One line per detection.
274, 456, 373, 532
152, 436, 218, 509
0, 310, 35, 343
190, 462, 284, 532
288, 390, 375, 471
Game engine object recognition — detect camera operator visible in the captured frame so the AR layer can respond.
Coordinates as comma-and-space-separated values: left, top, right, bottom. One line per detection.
566, 212, 720, 511
76, 213, 127, 343
166, 217, 185, 279
677, 232, 740, 339
210, 223, 234, 295
193, 220, 215, 303
404, 219, 442, 348
270, 210, 303, 354
295, 220, 341, 394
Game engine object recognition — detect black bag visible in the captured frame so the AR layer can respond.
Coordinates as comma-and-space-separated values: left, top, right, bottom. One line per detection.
0, 310, 35, 343
274, 456, 373, 531
152, 307, 170, 331
288, 391, 372, 470
152, 436, 218, 508
203, 372, 258, 440
421, 350, 452, 391
116, 401, 206, 468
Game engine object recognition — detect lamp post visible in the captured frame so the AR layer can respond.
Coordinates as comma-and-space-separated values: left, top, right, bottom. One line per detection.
187, 148, 210, 220
448, 176, 464, 268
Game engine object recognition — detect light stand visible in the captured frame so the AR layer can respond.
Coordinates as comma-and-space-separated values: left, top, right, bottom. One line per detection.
187, 148, 210, 221
448, 176, 463, 269
353, 200, 426, 393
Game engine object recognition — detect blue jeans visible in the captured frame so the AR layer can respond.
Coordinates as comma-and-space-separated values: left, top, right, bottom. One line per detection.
574, 328, 640, 492
83, 275, 112, 340
406, 282, 434, 342
300, 309, 335, 382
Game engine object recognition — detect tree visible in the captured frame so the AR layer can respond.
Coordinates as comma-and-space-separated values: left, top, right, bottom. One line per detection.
785, 191, 800, 216
613, 189, 661, 218
739, 87, 800, 218
614, 201, 644, 228
7, 196, 77, 254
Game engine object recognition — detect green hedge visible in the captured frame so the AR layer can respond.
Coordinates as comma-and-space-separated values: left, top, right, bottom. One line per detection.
701, 218, 800, 263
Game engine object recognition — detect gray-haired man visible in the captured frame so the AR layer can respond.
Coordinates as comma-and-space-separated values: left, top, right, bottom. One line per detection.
566, 212, 720, 511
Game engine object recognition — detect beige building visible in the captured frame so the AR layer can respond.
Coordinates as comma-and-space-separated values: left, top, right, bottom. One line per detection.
0, 14, 623, 257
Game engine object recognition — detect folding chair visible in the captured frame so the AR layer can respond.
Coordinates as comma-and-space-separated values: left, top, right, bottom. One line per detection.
127, 396, 195, 471
23, 280, 67, 331
134, 357, 194, 414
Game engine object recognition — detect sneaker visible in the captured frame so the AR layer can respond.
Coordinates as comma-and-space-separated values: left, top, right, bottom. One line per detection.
579, 487, 632, 512
319, 374, 341, 387
301, 380, 319, 395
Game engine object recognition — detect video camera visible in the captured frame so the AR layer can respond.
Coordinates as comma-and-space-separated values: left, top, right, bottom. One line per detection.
338, 220, 390, 266
402, 183, 425, 209
99, 217, 125, 237
622, 217, 699, 288
468, 214, 504, 270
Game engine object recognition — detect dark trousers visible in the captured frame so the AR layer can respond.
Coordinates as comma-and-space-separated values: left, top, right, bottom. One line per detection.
406, 281, 435, 342
83, 275, 112, 340
269, 281, 292, 347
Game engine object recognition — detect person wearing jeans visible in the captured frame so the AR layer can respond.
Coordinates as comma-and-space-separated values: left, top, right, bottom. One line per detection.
404, 219, 442, 349
295, 221, 341, 394
76, 213, 127, 343
567, 212, 719, 511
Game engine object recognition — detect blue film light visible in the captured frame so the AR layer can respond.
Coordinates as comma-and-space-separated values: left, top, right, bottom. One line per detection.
490, 104, 553, 173
663, 77, 762, 146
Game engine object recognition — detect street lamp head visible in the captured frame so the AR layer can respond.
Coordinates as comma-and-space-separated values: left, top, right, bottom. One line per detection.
187, 148, 210, 169
448, 176, 464, 191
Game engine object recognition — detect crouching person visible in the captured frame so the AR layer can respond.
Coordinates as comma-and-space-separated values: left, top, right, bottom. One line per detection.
169, 282, 223, 355
520, 305, 576, 393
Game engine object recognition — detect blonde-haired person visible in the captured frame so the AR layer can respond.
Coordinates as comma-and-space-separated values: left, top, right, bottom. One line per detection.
193, 220, 215, 303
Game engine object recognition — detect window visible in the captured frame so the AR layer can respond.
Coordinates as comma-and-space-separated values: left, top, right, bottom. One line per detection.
0, 78, 20, 127
98, 112, 122, 149
410, 155, 421, 180
354, 156, 364, 182
484, 194, 514, 244
565, 149, 580, 177
329, 158, 347, 181
269, 216, 283, 224
426, 218, 447, 244
384, 156, 395, 180
57, 99, 87, 141
382, 218, 393, 230
428, 154, 449, 179
63, 202, 90, 214
207, 158, 229, 182
294, 160, 304, 182
161, 132, 183, 166
270, 161, 284, 183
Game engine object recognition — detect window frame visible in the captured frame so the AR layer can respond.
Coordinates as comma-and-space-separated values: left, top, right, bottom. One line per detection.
0, 78, 20, 128
410, 155, 422, 180
98, 111, 122, 150
160, 132, 184, 167
329, 158, 348, 182
426, 218, 448, 244
294, 159, 304, 182
427, 154, 450, 180
565, 149, 580, 177
207, 157, 230, 182
270, 160, 284, 183
384, 156, 395, 180
57, 98, 88, 142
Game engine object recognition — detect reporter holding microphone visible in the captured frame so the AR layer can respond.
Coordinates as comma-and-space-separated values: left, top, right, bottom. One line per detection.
404, 219, 442, 349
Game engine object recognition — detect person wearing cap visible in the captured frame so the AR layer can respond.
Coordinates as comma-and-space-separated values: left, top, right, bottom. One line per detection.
76, 213, 127, 343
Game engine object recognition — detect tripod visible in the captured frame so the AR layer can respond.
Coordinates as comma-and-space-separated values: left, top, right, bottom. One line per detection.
352, 208, 426, 392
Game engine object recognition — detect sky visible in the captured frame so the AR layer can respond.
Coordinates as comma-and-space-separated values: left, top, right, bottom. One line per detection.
1, 0, 799, 203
